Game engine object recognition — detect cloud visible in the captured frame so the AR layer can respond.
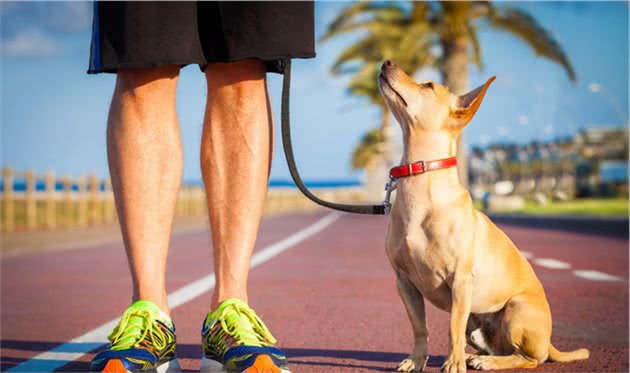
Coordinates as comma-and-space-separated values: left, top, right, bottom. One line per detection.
1, 28, 59, 56
1, 1, 91, 56
45, 2, 92, 33
1, 2, 91, 35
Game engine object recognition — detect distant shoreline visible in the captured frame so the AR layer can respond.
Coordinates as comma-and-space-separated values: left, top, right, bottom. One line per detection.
0, 178, 363, 192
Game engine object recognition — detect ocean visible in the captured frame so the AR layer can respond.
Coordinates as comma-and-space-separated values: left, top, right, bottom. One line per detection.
0, 179, 363, 192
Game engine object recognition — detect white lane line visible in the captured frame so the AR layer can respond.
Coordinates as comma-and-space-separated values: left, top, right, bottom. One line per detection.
520, 250, 533, 259
533, 258, 571, 270
531, 256, 622, 282
573, 269, 623, 282
7, 212, 341, 373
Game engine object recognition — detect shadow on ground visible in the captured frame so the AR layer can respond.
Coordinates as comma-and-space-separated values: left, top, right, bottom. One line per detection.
2, 340, 444, 372
283, 348, 445, 372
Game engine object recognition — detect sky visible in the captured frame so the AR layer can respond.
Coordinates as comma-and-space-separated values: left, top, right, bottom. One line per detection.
1, 1, 628, 182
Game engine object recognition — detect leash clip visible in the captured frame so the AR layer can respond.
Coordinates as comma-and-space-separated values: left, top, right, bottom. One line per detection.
383, 177, 398, 215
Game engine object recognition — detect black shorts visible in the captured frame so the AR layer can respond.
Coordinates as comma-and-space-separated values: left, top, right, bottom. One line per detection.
88, 1, 315, 74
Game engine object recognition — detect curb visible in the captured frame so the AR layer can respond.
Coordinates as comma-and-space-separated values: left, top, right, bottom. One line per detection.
488, 213, 629, 239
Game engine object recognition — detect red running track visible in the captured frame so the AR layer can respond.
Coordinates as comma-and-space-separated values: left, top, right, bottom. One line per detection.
1, 212, 628, 372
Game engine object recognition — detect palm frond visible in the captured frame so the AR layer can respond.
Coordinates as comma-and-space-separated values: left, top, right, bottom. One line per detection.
323, 19, 406, 42
325, 1, 372, 34
410, 2, 432, 23
396, 22, 435, 72
351, 127, 386, 170
469, 1, 493, 20
347, 63, 383, 103
321, 2, 406, 42
467, 23, 483, 70
330, 34, 395, 74
488, 7, 576, 82
439, 2, 473, 39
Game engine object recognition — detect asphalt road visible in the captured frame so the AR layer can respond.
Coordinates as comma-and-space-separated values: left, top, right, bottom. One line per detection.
1, 211, 627, 372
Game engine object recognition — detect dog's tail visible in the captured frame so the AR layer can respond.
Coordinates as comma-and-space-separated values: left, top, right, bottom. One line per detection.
548, 344, 590, 362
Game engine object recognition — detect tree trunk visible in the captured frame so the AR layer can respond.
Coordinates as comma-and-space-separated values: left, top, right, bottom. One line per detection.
364, 108, 394, 203
440, 36, 470, 187
379, 108, 395, 167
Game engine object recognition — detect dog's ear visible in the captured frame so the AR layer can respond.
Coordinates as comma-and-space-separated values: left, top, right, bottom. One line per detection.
448, 76, 495, 129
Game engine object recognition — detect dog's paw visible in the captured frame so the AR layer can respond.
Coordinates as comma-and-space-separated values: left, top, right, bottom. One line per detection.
465, 355, 493, 371
397, 354, 429, 372
441, 354, 466, 373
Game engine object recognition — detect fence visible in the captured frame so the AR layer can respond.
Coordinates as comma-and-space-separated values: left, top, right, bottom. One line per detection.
0, 168, 367, 232
1, 168, 206, 232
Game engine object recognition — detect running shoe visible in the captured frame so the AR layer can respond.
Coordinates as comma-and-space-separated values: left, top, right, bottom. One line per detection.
90, 300, 180, 373
200, 298, 289, 373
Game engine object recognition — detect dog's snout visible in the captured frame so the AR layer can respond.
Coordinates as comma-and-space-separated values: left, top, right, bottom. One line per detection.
382, 60, 395, 70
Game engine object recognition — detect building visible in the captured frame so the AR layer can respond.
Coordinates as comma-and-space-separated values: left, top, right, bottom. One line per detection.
469, 126, 628, 198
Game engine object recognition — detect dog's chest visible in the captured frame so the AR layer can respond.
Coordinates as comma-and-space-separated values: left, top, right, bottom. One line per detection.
386, 220, 458, 310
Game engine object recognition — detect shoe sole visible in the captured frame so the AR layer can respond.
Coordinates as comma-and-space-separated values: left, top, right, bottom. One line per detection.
200, 355, 290, 373
101, 358, 181, 373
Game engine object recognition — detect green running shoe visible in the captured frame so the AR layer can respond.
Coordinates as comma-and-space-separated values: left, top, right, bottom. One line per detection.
200, 299, 289, 373
90, 300, 180, 373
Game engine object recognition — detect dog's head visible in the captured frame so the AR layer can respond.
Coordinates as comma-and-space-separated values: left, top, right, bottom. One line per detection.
378, 60, 495, 135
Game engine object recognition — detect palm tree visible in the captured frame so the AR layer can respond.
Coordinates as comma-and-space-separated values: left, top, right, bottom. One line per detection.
321, 3, 434, 171
322, 1, 575, 185
351, 127, 385, 170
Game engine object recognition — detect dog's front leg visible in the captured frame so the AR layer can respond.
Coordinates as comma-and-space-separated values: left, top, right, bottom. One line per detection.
396, 275, 429, 372
442, 273, 473, 373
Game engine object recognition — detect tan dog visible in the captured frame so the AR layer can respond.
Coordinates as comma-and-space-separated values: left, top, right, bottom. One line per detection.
379, 60, 589, 373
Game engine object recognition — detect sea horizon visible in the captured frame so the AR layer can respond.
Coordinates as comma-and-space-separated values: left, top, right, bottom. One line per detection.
0, 178, 364, 193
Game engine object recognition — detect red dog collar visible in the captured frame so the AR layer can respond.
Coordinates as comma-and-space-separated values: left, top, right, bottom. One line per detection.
389, 156, 457, 179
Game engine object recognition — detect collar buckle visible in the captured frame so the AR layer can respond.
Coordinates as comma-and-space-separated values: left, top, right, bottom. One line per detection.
415, 160, 426, 175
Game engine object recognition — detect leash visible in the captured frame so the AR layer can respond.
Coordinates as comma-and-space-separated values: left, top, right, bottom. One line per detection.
281, 59, 387, 215
280, 59, 457, 215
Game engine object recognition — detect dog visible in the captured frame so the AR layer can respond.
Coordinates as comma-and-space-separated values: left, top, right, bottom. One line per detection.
378, 60, 589, 373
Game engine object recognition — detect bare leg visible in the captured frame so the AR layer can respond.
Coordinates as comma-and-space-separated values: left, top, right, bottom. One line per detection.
107, 66, 182, 314
200, 59, 272, 309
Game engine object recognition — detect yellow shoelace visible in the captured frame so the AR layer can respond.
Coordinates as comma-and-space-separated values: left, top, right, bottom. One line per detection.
215, 303, 277, 347
108, 309, 169, 351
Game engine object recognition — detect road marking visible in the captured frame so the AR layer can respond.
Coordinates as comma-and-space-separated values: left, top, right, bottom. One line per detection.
533, 258, 571, 269
521, 251, 623, 282
520, 250, 533, 259
573, 269, 623, 282
7, 212, 341, 373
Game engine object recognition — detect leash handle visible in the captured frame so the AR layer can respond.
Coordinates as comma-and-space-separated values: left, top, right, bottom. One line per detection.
281, 59, 386, 215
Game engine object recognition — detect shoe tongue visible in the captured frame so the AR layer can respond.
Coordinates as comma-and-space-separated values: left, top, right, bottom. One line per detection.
129, 300, 173, 329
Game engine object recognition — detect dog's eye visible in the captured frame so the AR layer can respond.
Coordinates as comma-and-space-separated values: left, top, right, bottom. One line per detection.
422, 82, 434, 90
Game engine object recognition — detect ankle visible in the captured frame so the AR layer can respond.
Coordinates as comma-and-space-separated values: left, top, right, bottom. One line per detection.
211, 293, 248, 311
132, 293, 170, 316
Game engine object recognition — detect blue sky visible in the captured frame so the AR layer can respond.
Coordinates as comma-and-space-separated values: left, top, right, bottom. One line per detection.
1, 1, 628, 181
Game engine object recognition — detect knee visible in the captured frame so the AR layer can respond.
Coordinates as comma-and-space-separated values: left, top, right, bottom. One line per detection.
109, 66, 180, 136
522, 343, 549, 363
205, 59, 266, 95
514, 329, 549, 363
115, 65, 179, 103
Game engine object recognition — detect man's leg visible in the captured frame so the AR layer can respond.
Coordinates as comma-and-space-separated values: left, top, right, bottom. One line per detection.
91, 66, 182, 373
199, 59, 287, 373
200, 59, 272, 309
107, 66, 182, 313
